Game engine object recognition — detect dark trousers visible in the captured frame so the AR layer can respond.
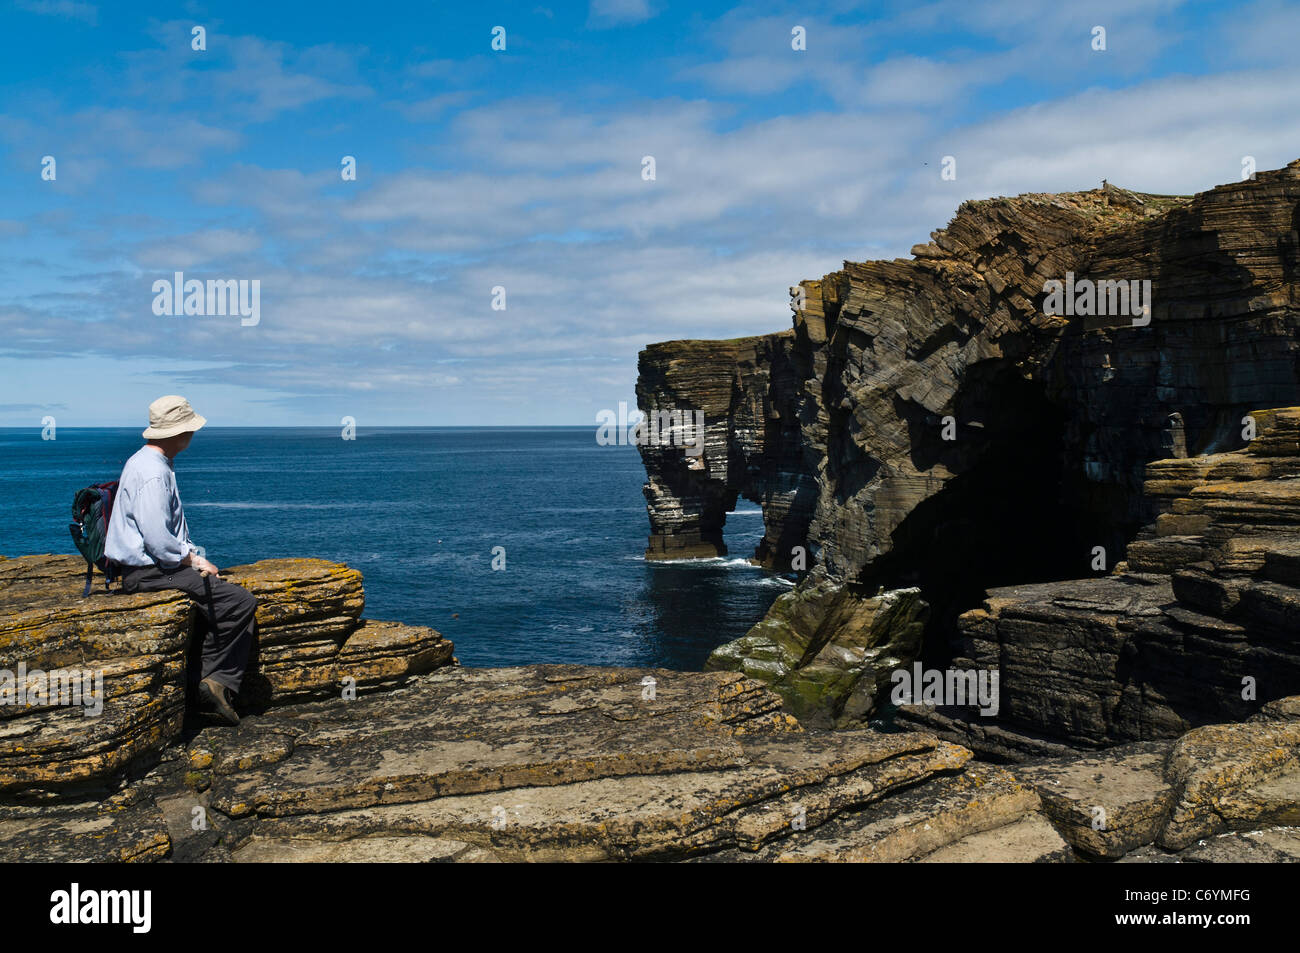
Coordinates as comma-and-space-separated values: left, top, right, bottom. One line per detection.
119, 564, 257, 693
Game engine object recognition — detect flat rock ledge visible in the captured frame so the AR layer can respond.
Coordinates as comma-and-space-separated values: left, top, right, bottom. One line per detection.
1, 656, 1296, 862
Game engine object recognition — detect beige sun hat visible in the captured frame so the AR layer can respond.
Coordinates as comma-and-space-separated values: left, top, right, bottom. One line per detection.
142, 395, 208, 439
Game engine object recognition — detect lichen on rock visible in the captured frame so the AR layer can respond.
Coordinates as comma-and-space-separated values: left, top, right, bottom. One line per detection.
705, 579, 928, 728
0, 554, 453, 795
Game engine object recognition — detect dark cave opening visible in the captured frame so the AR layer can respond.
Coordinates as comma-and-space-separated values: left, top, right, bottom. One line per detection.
866, 370, 1105, 669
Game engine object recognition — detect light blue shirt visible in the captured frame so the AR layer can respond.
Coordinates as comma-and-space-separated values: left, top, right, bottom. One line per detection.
105, 446, 194, 569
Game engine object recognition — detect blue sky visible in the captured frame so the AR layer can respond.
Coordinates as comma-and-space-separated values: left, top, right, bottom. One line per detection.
1, 0, 1297, 425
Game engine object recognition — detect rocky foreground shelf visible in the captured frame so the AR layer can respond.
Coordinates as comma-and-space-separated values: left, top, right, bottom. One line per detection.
0, 664, 1296, 863
1, 555, 1297, 862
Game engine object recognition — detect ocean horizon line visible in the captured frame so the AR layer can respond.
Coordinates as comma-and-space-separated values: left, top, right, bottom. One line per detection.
0, 424, 605, 431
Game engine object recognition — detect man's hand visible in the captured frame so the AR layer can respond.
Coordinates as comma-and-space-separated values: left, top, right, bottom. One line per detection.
192, 555, 221, 577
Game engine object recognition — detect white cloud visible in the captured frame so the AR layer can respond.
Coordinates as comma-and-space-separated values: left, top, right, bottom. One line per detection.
393, 91, 475, 122
3, 0, 1300, 424
15, 0, 96, 25
122, 24, 371, 121
1218, 0, 1300, 64
588, 0, 657, 28
134, 229, 263, 270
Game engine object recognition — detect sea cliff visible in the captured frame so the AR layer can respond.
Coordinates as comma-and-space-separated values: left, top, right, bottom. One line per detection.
639, 161, 1300, 738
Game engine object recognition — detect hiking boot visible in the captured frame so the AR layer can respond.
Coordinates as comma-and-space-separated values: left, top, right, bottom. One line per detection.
198, 677, 240, 725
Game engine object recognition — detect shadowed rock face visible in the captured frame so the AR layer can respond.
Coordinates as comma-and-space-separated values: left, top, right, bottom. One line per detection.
898, 406, 1300, 750
0, 555, 452, 794
638, 160, 1300, 726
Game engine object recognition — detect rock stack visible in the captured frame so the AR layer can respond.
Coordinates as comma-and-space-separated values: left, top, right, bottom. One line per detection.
625, 162, 1300, 861
637, 334, 812, 565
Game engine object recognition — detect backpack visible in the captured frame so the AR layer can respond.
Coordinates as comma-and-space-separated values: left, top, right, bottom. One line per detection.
69, 481, 121, 597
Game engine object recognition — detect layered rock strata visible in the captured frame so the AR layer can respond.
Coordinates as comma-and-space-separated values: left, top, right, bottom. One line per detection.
639, 160, 1300, 726
3, 553, 1294, 862
637, 334, 812, 565
896, 406, 1300, 752
639, 162, 1300, 583
2, 659, 1295, 863
0, 554, 452, 794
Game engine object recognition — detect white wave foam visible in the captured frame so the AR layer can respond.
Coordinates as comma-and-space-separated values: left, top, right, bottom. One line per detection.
640, 555, 763, 569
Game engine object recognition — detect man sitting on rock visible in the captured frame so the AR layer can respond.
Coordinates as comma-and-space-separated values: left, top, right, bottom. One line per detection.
105, 395, 256, 725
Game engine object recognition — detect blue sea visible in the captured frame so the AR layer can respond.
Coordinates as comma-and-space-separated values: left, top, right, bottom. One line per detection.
0, 427, 790, 669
